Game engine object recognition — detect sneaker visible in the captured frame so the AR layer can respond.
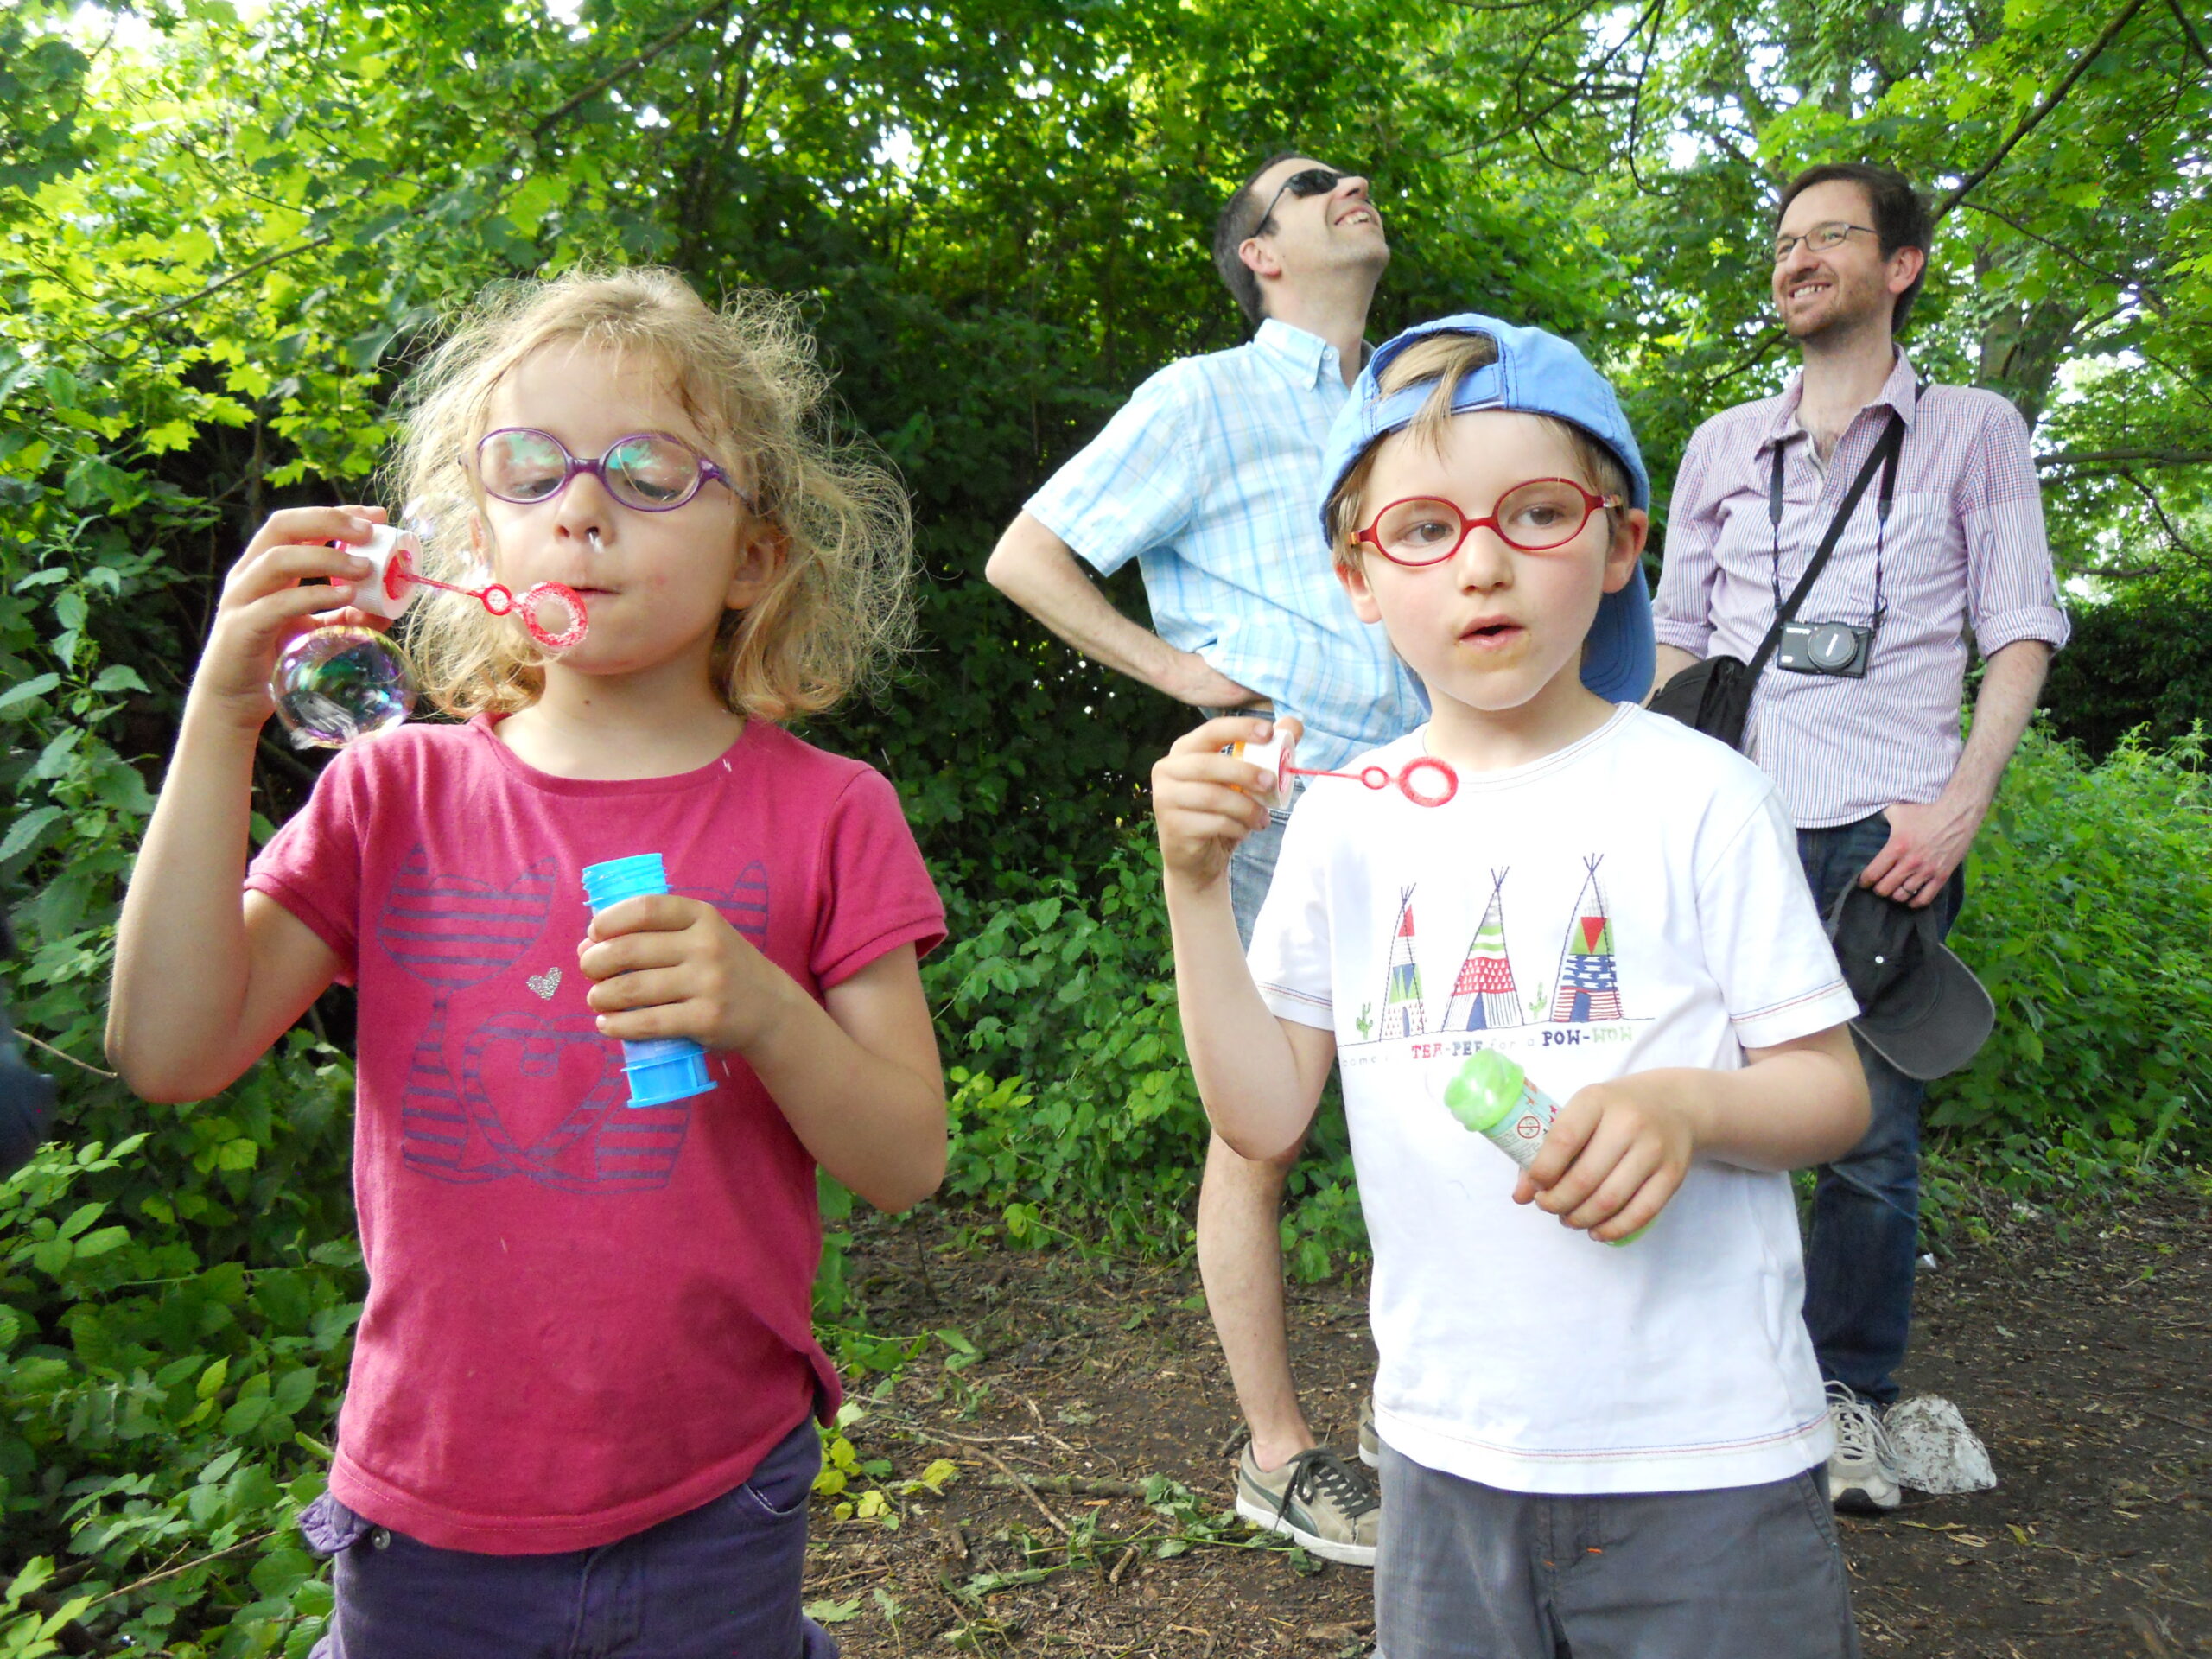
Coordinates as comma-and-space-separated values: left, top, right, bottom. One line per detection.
1236, 1444, 1380, 1567
1825, 1380, 1902, 1513
1357, 1395, 1379, 1468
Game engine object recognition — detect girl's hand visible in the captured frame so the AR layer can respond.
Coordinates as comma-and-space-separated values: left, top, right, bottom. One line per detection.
1150, 715, 1290, 891
194, 505, 391, 730
577, 895, 787, 1054
1512, 1078, 1700, 1243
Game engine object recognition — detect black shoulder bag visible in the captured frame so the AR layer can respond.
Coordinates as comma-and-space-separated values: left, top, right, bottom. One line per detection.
1650, 410, 1905, 751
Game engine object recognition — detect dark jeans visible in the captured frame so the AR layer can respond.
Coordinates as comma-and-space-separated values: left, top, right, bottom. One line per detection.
302, 1416, 836, 1658
1795, 812, 1965, 1408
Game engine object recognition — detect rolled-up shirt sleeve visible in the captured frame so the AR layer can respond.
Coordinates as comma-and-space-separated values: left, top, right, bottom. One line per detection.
1652, 421, 1726, 658
1024, 367, 1201, 578
1959, 397, 2069, 656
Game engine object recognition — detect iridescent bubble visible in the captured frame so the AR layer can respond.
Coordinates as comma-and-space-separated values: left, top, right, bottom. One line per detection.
270, 626, 414, 749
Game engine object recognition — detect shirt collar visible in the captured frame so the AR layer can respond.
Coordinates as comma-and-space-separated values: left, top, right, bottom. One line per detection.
1762, 347, 1923, 453
1254, 317, 1350, 389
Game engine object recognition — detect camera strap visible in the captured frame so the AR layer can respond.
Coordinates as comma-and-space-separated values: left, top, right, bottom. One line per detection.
1751, 409, 1907, 682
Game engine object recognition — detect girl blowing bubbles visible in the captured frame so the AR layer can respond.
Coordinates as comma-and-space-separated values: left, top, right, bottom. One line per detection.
107, 270, 947, 1658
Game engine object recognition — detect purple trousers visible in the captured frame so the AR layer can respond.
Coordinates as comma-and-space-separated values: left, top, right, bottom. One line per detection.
301, 1416, 837, 1658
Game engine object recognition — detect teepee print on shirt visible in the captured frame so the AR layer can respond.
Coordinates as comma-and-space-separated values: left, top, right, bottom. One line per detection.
1378, 887, 1428, 1039
1444, 869, 1522, 1031
1549, 855, 1624, 1023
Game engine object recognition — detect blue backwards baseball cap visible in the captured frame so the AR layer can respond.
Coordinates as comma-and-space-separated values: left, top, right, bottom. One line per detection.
1319, 313, 1656, 706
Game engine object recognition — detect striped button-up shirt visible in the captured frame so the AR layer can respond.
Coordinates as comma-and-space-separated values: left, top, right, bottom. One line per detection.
1654, 352, 2069, 829
1025, 319, 1427, 773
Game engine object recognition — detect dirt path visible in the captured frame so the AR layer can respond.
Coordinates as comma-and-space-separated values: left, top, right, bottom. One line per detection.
807, 1186, 2211, 1656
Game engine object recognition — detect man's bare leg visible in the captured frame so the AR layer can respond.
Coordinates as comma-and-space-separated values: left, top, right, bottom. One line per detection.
1197, 1129, 1313, 1471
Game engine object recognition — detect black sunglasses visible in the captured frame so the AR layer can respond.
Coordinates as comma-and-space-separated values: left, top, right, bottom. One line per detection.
1250, 168, 1350, 235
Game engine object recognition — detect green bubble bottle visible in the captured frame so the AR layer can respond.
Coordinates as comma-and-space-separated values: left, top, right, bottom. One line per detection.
1441, 1051, 1646, 1245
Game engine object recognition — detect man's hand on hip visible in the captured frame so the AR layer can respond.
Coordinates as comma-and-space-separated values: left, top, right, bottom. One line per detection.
1859, 798, 1983, 908
1174, 652, 1268, 710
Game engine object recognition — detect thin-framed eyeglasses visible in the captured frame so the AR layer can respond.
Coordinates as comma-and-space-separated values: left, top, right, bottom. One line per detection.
1771, 221, 1878, 263
1353, 480, 1621, 568
1250, 167, 1350, 236
474, 429, 746, 513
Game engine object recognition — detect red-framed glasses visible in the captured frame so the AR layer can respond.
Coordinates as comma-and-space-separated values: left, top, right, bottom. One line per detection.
1353, 479, 1620, 568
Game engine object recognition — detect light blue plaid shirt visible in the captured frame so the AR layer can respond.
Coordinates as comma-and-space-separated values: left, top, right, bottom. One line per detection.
1025, 319, 1427, 773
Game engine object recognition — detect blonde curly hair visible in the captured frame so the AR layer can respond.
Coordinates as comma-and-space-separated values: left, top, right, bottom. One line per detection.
386, 267, 913, 722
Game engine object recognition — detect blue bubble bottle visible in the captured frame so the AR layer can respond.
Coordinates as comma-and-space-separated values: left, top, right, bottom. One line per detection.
579, 854, 718, 1108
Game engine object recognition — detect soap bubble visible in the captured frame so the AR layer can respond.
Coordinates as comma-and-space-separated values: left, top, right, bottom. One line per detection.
270, 625, 414, 749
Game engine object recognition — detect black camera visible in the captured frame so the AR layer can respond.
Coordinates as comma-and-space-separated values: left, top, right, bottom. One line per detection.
1777, 619, 1874, 678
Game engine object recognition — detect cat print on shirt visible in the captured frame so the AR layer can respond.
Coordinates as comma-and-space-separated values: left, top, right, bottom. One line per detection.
378, 848, 771, 1191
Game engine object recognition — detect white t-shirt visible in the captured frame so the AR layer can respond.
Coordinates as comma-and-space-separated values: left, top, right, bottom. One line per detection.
1249, 704, 1859, 1496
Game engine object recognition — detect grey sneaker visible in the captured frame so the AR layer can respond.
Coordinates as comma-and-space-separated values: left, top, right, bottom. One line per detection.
1357, 1395, 1379, 1468
1825, 1380, 1902, 1513
1236, 1445, 1380, 1567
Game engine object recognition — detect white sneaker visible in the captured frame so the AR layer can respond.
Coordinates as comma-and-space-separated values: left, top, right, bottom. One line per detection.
1234, 1444, 1380, 1567
1825, 1380, 1903, 1512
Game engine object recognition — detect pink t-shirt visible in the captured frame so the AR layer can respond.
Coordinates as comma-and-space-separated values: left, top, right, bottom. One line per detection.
246, 715, 944, 1554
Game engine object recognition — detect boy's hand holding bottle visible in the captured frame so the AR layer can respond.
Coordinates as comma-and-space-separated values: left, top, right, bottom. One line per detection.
1512, 1075, 1700, 1243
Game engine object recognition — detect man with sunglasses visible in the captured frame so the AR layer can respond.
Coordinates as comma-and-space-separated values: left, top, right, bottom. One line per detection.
986, 151, 1421, 1564
1651, 162, 2069, 1513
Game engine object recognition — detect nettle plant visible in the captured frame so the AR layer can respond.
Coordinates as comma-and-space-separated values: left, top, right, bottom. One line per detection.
924, 838, 1366, 1281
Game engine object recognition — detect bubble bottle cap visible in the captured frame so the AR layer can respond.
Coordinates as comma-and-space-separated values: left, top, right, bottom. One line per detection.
346, 524, 422, 621
1228, 725, 1298, 809
1442, 1050, 1528, 1135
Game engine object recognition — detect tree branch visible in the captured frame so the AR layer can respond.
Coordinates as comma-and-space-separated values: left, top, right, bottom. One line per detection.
1930, 0, 2156, 223
2117, 470, 2203, 561
87, 232, 336, 344
531, 0, 740, 142
2037, 448, 2212, 470
2167, 0, 2212, 72
1960, 200, 2168, 315
1699, 327, 1788, 394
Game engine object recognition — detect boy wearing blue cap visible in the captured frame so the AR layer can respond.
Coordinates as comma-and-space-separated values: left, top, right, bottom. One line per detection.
1152, 315, 1872, 1657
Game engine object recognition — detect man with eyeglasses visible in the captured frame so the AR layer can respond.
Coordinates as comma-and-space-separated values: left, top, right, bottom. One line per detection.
987, 151, 1421, 1565
1651, 162, 2069, 1513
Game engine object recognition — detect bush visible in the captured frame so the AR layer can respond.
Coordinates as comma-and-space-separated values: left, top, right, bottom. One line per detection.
923, 724, 2212, 1276
926, 840, 1363, 1281
2040, 563, 2212, 760
1929, 723, 2212, 1185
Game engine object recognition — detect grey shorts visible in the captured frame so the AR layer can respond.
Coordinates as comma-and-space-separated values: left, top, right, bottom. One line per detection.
1375, 1442, 1861, 1659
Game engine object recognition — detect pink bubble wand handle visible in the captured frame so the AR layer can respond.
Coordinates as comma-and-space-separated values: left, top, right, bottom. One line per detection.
341, 525, 588, 652
394, 564, 589, 653
1282, 756, 1459, 808
1228, 724, 1459, 809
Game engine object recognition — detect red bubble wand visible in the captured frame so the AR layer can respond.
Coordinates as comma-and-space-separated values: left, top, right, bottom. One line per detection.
1228, 726, 1458, 808
351, 525, 588, 652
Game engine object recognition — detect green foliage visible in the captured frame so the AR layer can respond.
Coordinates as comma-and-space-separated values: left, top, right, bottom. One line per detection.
0, 1034, 359, 1656
927, 840, 1363, 1279
0, 0, 2206, 1649
1928, 724, 2212, 1185
2041, 563, 2212, 760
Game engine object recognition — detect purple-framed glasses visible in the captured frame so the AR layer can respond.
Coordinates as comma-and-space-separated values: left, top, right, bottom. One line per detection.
1353, 478, 1620, 568
474, 428, 745, 513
